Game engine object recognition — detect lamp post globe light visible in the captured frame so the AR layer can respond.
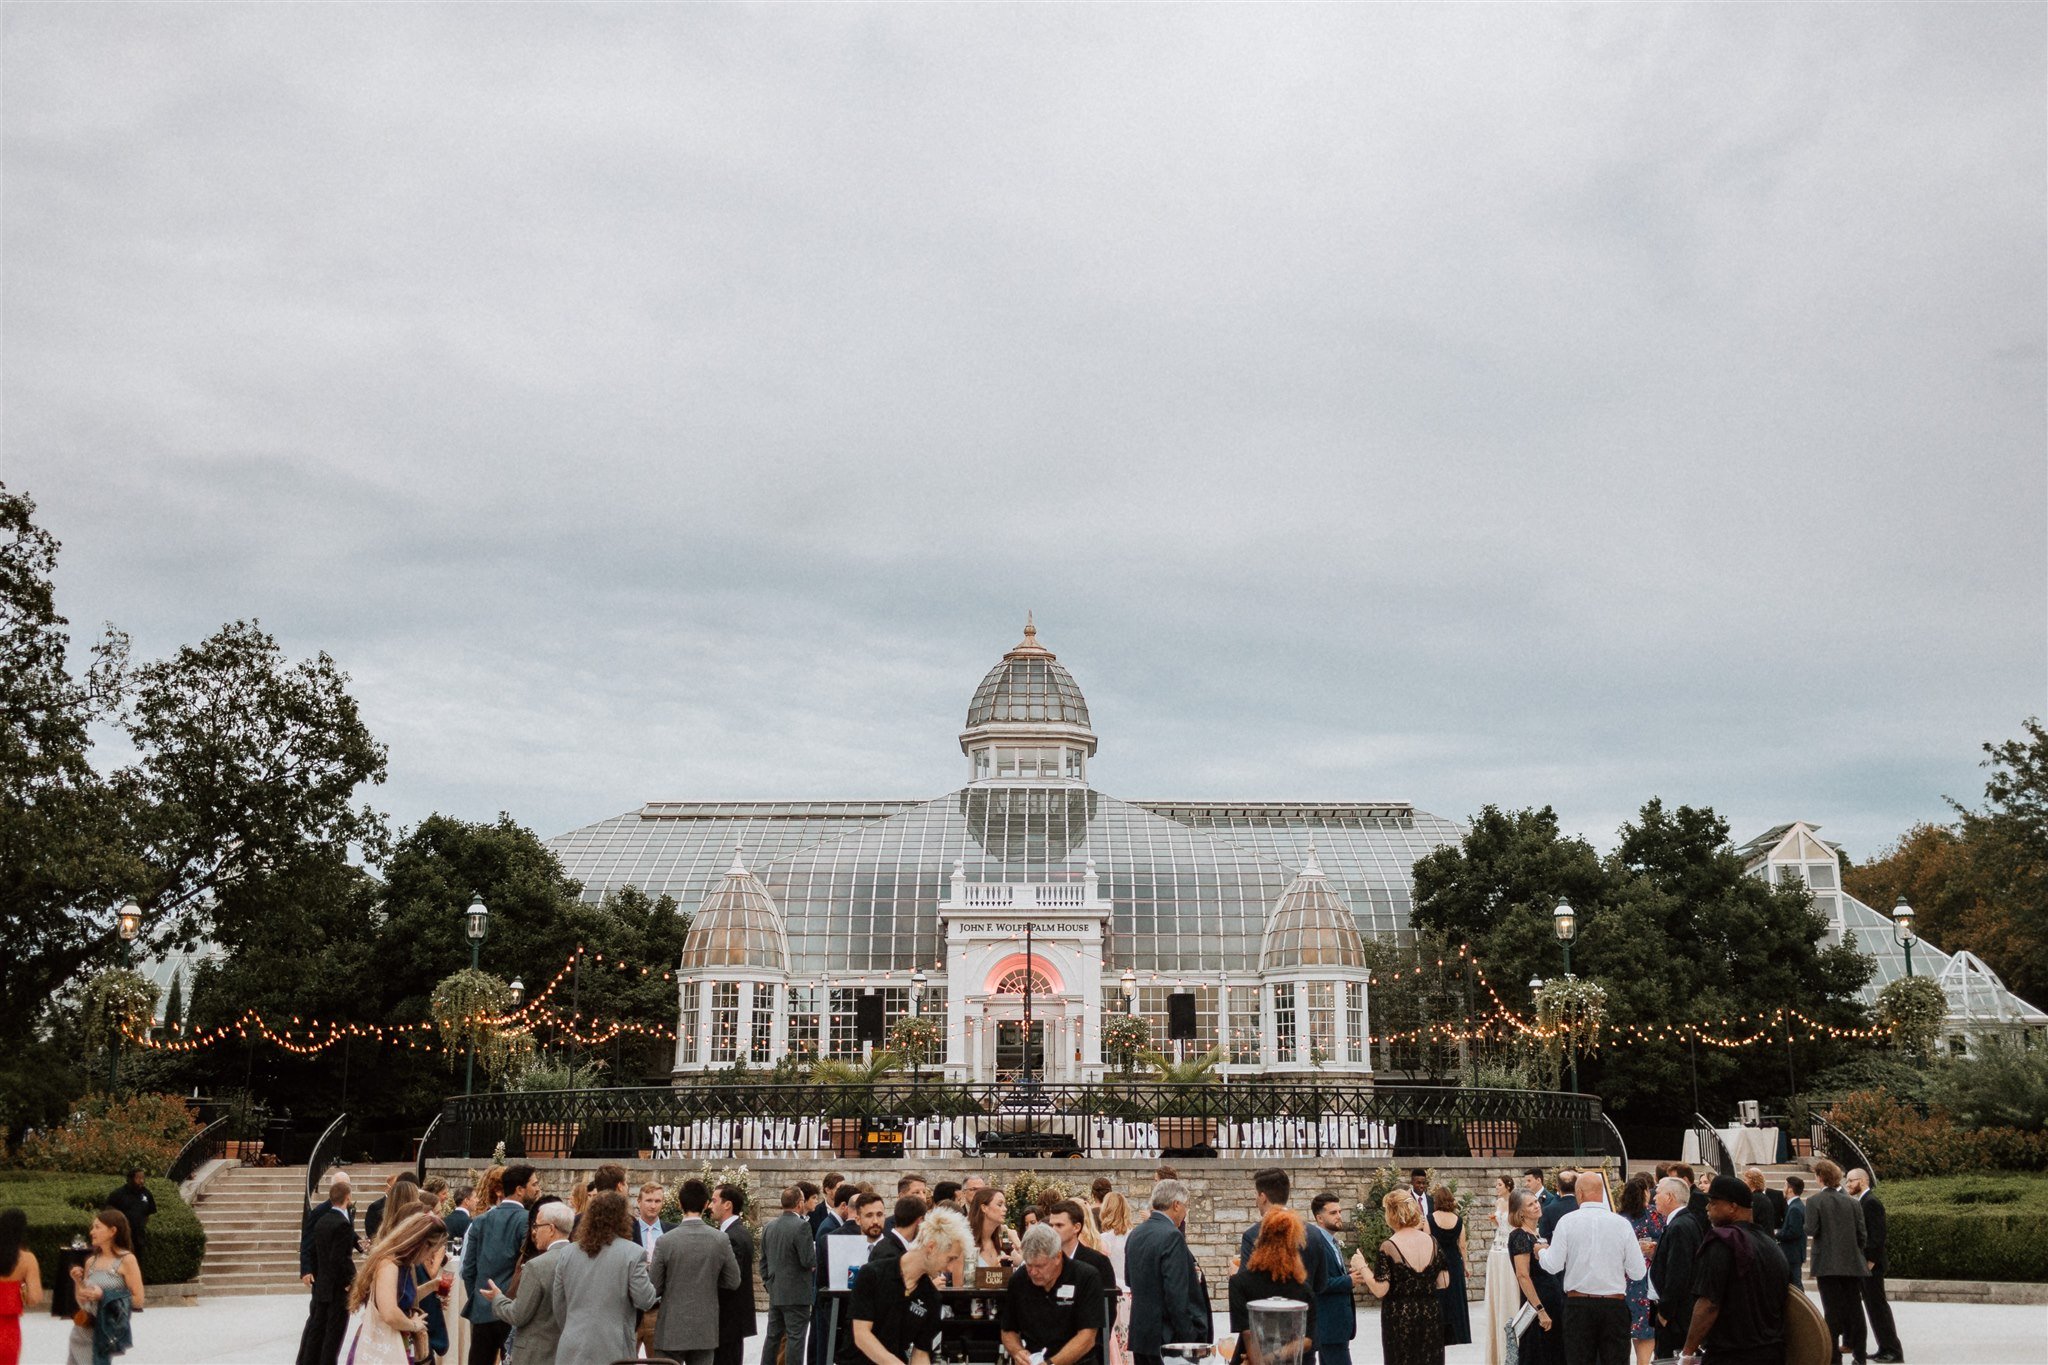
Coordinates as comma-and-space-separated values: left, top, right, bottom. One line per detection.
110, 902, 142, 1094
509, 978, 525, 1007
1893, 895, 1918, 978
1121, 968, 1137, 1015
1552, 901, 1580, 1096
463, 893, 488, 1097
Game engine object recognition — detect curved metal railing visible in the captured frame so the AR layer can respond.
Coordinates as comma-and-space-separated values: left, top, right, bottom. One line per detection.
413, 1111, 443, 1185
427, 1080, 1619, 1162
1812, 1111, 1877, 1186
168, 1114, 231, 1185
305, 1113, 350, 1206
1689, 1112, 1732, 1174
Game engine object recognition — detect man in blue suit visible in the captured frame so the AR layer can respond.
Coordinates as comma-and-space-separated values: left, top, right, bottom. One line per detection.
1305, 1193, 1359, 1365
461, 1163, 539, 1365
1538, 1169, 1578, 1239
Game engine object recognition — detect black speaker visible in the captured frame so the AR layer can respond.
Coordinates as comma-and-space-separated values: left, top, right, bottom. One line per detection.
1166, 992, 1197, 1040
855, 993, 886, 1043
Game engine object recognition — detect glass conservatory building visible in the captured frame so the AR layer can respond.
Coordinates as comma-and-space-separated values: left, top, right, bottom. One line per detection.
549, 619, 1464, 1079
546, 620, 2046, 1080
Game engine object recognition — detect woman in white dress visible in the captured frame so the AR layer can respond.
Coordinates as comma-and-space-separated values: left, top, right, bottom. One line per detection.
341, 1211, 444, 1365
1482, 1175, 1518, 1365
1097, 1192, 1134, 1365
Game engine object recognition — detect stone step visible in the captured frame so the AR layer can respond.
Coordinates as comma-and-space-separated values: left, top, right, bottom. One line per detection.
198, 1274, 310, 1294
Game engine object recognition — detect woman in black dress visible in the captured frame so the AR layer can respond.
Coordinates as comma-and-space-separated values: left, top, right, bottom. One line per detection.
1426, 1186, 1471, 1347
1225, 1209, 1314, 1365
1357, 1189, 1446, 1365
1507, 1191, 1561, 1365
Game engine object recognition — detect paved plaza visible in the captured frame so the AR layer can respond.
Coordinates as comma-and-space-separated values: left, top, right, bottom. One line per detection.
19, 1297, 2048, 1365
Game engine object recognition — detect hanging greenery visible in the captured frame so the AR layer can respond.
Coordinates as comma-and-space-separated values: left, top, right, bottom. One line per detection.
887, 1015, 943, 1068
81, 969, 159, 1052
429, 968, 515, 1075
1875, 976, 1947, 1057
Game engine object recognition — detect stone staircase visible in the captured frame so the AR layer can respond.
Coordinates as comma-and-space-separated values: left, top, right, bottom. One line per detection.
193, 1162, 412, 1297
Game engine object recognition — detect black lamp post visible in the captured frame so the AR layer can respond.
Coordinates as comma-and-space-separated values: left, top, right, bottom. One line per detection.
464, 893, 489, 1097
910, 967, 927, 1083
1893, 896, 1918, 978
1553, 901, 1579, 1095
109, 902, 141, 1093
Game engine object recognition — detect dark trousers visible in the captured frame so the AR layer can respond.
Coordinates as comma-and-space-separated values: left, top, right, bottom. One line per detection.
1315, 1343, 1349, 1365
717, 1337, 748, 1365
468, 1316, 512, 1365
765, 1302, 813, 1365
1817, 1276, 1867, 1362
1561, 1297, 1630, 1365
1860, 1273, 1901, 1356
295, 1294, 349, 1365
1137, 1354, 1166, 1365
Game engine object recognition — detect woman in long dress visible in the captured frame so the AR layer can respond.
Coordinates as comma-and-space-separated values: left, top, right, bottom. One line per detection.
1098, 1192, 1133, 1365
1507, 1192, 1560, 1365
65, 1210, 142, 1365
1427, 1186, 1472, 1347
549, 1191, 658, 1365
0, 1207, 47, 1365
1618, 1176, 1663, 1365
1481, 1176, 1517, 1365
341, 1212, 444, 1365
1357, 1190, 1447, 1365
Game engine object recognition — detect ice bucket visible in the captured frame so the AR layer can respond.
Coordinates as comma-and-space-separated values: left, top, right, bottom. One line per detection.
1246, 1296, 1310, 1365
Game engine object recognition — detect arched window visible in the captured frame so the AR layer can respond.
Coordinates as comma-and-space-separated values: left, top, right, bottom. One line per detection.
993, 967, 1054, 996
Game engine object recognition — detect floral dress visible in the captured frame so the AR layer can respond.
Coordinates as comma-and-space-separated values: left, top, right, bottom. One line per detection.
1625, 1208, 1665, 1341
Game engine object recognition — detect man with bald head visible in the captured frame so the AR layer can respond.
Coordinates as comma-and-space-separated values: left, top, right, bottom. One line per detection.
1536, 1171, 1644, 1365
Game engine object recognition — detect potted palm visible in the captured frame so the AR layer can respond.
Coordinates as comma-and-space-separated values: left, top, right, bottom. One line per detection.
1460, 1058, 1531, 1157
511, 1052, 606, 1159
809, 1051, 903, 1157
1144, 1046, 1224, 1153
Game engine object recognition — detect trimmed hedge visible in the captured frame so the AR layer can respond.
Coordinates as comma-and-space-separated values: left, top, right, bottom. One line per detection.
1876, 1175, 2048, 1284
0, 1173, 206, 1285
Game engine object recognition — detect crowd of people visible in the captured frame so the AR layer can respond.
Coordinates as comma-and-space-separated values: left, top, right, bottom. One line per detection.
0, 1152, 1910, 1365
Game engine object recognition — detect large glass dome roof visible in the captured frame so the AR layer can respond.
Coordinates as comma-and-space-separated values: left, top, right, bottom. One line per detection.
1261, 850, 1368, 970
965, 618, 1092, 728
679, 851, 790, 971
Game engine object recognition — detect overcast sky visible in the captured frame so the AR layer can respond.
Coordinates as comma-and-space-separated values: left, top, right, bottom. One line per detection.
5, 4, 2043, 863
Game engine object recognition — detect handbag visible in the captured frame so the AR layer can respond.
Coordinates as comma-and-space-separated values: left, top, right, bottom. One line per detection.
73, 1307, 94, 1329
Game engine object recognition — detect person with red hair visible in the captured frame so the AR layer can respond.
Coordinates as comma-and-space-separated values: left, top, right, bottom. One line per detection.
1224, 1210, 1313, 1364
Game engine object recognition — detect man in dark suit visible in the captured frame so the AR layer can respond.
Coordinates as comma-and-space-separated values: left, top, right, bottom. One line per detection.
106, 1169, 157, 1259
713, 1182, 759, 1365
1846, 1169, 1903, 1363
652, 1181, 741, 1365
1304, 1193, 1359, 1365
1777, 1175, 1809, 1288
1537, 1169, 1578, 1239
1236, 1168, 1294, 1268
763, 1185, 820, 1365
1650, 1175, 1705, 1361
1807, 1160, 1869, 1365
301, 1174, 358, 1287
811, 1173, 845, 1235
1125, 1179, 1209, 1365
1745, 1168, 1781, 1236
809, 1183, 862, 1365
295, 1177, 356, 1365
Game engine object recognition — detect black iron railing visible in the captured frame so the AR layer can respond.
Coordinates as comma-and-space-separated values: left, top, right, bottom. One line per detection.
305, 1114, 350, 1206
425, 1080, 1615, 1163
1689, 1112, 1732, 1174
169, 1115, 230, 1185
1812, 1112, 1876, 1186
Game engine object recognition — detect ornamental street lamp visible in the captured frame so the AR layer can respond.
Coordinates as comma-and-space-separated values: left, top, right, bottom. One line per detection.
909, 968, 928, 1083
1121, 968, 1137, 1015
1893, 896, 1918, 978
464, 893, 488, 1097
910, 967, 927, 1015
509, 978, 525, 1007
110, 902, 142, 1093
1553, 901, 1580, 1096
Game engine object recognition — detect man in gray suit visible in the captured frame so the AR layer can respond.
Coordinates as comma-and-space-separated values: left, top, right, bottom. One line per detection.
480, 1202, 574, 1365
1807, 1159, 1869, 1365
761, 1185, 819, 1365
651, 1179, 742, 1365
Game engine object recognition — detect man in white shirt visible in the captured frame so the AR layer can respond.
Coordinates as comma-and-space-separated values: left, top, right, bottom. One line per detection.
1536, 1172, 1645, 1365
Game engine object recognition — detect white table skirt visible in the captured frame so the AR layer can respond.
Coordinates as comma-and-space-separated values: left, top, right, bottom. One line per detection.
1720, 1124, 1779, 1166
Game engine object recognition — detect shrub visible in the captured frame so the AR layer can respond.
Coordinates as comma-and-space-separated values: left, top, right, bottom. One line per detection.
0, 1173, 206, 1284
1828, 1090, 2048, 1179
1874, 977, 1947, 1057
9, 1093, 198, 1175
1885, 1209, 2046, 1283
1927, 1033, 2048, 1132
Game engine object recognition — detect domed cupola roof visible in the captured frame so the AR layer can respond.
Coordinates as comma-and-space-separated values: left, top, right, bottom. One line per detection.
679, 847, 790, 972
1260, 849, 1367, 970
966, 615, 1092, 728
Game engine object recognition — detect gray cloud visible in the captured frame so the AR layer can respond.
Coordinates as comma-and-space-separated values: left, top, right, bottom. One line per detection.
5, 4, 2042, 861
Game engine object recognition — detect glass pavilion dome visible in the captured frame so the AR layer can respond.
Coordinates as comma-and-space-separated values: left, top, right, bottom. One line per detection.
965, 616, 1093, 728
1261, 850, 1368, 969
677, 848, 790, 972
